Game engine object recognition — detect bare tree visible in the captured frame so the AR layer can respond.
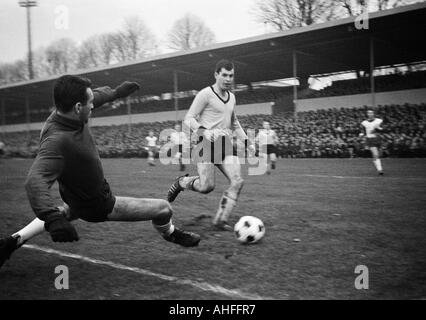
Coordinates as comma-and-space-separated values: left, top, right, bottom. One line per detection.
334, 0, 365, 16
45, 38, 78, 75
253, 0, 421, 30
32, 47, 54, 78
336, 0, 420, 16
77, 36, 101, 69
110, 32, 127, 63
252, 0, 336, 31
98, 33, 116, 65
0, 47, 54, 83
167, 13, 216, 51
111, 16, 157, 62
0, 60, 28, 84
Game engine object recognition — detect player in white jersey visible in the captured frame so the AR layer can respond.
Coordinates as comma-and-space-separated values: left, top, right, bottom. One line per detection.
0, 141, 5, 157
145, 131, 158, 166
256, 121, 279, 174
360, 109, 384, 175
166, 60, 255, 230
170, 124, 189, 171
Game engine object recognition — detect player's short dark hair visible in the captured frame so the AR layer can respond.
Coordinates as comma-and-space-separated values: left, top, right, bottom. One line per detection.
215, 59, 234, 74
54, 75, 92, 113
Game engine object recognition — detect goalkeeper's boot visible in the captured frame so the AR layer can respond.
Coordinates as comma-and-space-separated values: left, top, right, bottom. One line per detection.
0, 235, 20, 268
167, 174, 188, 203
163, 228, 201, 247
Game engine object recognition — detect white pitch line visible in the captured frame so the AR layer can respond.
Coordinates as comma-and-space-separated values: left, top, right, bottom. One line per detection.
23, 244, 275, 300
287, 174, 426, 181
301, 174, 348, 179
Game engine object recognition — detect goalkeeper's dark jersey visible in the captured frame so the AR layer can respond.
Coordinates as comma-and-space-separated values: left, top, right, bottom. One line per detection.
25, 87, 116, 222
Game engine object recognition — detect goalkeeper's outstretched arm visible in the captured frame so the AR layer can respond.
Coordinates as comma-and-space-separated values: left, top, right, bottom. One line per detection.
93, 82, 140, 109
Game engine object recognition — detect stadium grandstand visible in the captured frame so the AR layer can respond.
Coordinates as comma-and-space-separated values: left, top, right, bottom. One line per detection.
1, 2, 425, 159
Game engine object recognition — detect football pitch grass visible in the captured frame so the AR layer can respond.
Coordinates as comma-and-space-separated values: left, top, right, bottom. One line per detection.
1, 158, 425, 300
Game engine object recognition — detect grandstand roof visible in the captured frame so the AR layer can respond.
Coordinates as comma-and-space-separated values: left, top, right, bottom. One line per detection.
1, 2, 426, 109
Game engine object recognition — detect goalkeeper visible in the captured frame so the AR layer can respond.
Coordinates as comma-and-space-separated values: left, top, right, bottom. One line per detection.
1, 75, 200, 268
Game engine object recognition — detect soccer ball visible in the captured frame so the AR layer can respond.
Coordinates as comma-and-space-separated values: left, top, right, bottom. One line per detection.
234, 216, 265, 244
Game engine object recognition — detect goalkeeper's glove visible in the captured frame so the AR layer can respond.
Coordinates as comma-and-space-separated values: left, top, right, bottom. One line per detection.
45, 215, 79, 243
114, 82, 141, 99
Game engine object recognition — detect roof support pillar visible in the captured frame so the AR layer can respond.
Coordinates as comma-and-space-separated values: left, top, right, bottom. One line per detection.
25, 95, 31, 138
127, 97, 132, 135
0, 98, 5, 138
1, 98, 5, 125
173, 70, 179, 123
293, 50, 298, 118
370, 37, 376, 109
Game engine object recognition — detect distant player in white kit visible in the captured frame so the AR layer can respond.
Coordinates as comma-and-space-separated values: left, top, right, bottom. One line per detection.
256, 121, 279, 175
145, 130, 158, 166
170, 123, 189, 171
0, 140, 5, 157
360, 109, 384, 175
166, 60, 255, 230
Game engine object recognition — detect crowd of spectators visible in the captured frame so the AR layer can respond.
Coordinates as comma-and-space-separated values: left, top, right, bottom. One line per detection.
0, 131, 39, 158
1, 103, 425, 159
92, 121, 176, 158
239, 104, 426, 158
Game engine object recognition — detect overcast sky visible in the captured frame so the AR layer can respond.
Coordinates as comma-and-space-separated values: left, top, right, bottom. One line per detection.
0, 0, 269, 64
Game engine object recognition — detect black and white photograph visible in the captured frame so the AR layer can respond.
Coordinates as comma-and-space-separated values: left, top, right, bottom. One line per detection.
1, 0, 426, 306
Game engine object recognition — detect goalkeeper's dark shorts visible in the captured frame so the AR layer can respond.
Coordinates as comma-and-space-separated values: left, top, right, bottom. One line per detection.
60, 180, 116, 223
192, 135, 238, 164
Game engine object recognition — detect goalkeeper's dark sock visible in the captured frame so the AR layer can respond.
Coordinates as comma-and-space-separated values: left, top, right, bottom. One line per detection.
0, 236, 20, 268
